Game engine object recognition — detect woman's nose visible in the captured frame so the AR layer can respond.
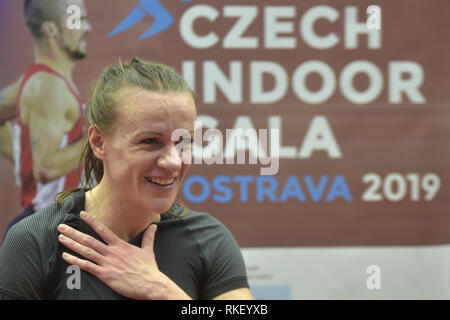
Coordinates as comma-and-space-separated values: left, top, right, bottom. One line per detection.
157, 144, 182, 170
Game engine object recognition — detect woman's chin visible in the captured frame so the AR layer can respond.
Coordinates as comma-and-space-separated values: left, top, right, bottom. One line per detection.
145, 200, 174, 215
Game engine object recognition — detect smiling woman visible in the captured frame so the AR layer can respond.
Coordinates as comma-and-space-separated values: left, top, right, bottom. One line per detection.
0, 58, 253, 300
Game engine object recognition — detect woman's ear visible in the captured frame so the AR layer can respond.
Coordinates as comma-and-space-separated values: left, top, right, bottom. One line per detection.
88, 125, 106, 160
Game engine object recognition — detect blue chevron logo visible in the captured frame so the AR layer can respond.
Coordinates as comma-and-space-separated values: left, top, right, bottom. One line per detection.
108, 0, 192, 40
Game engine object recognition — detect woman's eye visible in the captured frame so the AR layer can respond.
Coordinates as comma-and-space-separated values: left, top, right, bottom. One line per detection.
141, 138, 158, 144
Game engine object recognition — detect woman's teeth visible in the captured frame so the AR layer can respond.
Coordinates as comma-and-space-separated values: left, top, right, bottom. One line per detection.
146, 177, 175, 185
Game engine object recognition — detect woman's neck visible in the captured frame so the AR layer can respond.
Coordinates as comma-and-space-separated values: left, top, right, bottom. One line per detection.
84, 182, 160, 242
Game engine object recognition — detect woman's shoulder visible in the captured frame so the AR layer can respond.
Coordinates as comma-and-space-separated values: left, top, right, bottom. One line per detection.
181, 209, 225, 228
177, 209, 240, 246
4, 195, 77, 247
0, 199, 78, 300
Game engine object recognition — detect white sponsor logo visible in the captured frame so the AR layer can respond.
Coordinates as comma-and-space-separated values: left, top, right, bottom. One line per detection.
66, 265, 81, 290
66, 5, 81, 30
366, 265, 382, 290
366, 5, 381, 30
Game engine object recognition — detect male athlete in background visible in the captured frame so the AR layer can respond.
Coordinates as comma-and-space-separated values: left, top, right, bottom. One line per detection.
0, 81, 20, 162
0, 0, 91, 234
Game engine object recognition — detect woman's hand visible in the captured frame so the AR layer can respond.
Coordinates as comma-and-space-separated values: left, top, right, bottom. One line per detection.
57, 211, 191, 300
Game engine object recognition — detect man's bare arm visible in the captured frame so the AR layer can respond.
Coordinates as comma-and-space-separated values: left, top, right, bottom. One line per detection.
22, 73, 87, 184
0, 123, 13, 163
0, 78, 22, 125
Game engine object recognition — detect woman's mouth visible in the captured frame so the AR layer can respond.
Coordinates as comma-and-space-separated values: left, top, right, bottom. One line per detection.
145, 177, 176, 187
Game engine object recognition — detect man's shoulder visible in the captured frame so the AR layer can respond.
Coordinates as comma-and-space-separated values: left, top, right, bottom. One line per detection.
20, 72, 75, 115
23, 71, 69, 96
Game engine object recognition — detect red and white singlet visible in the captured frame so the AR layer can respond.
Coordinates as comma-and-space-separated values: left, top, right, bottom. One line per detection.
13, 64, 86, 211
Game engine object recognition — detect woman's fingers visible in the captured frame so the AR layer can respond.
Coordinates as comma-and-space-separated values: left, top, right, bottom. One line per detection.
141, 224, 157, 250
58, 234, 105, 264
61, 252, 103, 277
57, 223, 108, 255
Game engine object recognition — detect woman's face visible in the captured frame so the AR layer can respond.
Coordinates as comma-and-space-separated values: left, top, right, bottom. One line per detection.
101, 88, 196, 214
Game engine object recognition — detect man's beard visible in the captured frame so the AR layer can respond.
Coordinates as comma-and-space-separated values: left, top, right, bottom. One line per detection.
68, 48, 86, 60
65, 45, 87, 60
62, 37, 87, 61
